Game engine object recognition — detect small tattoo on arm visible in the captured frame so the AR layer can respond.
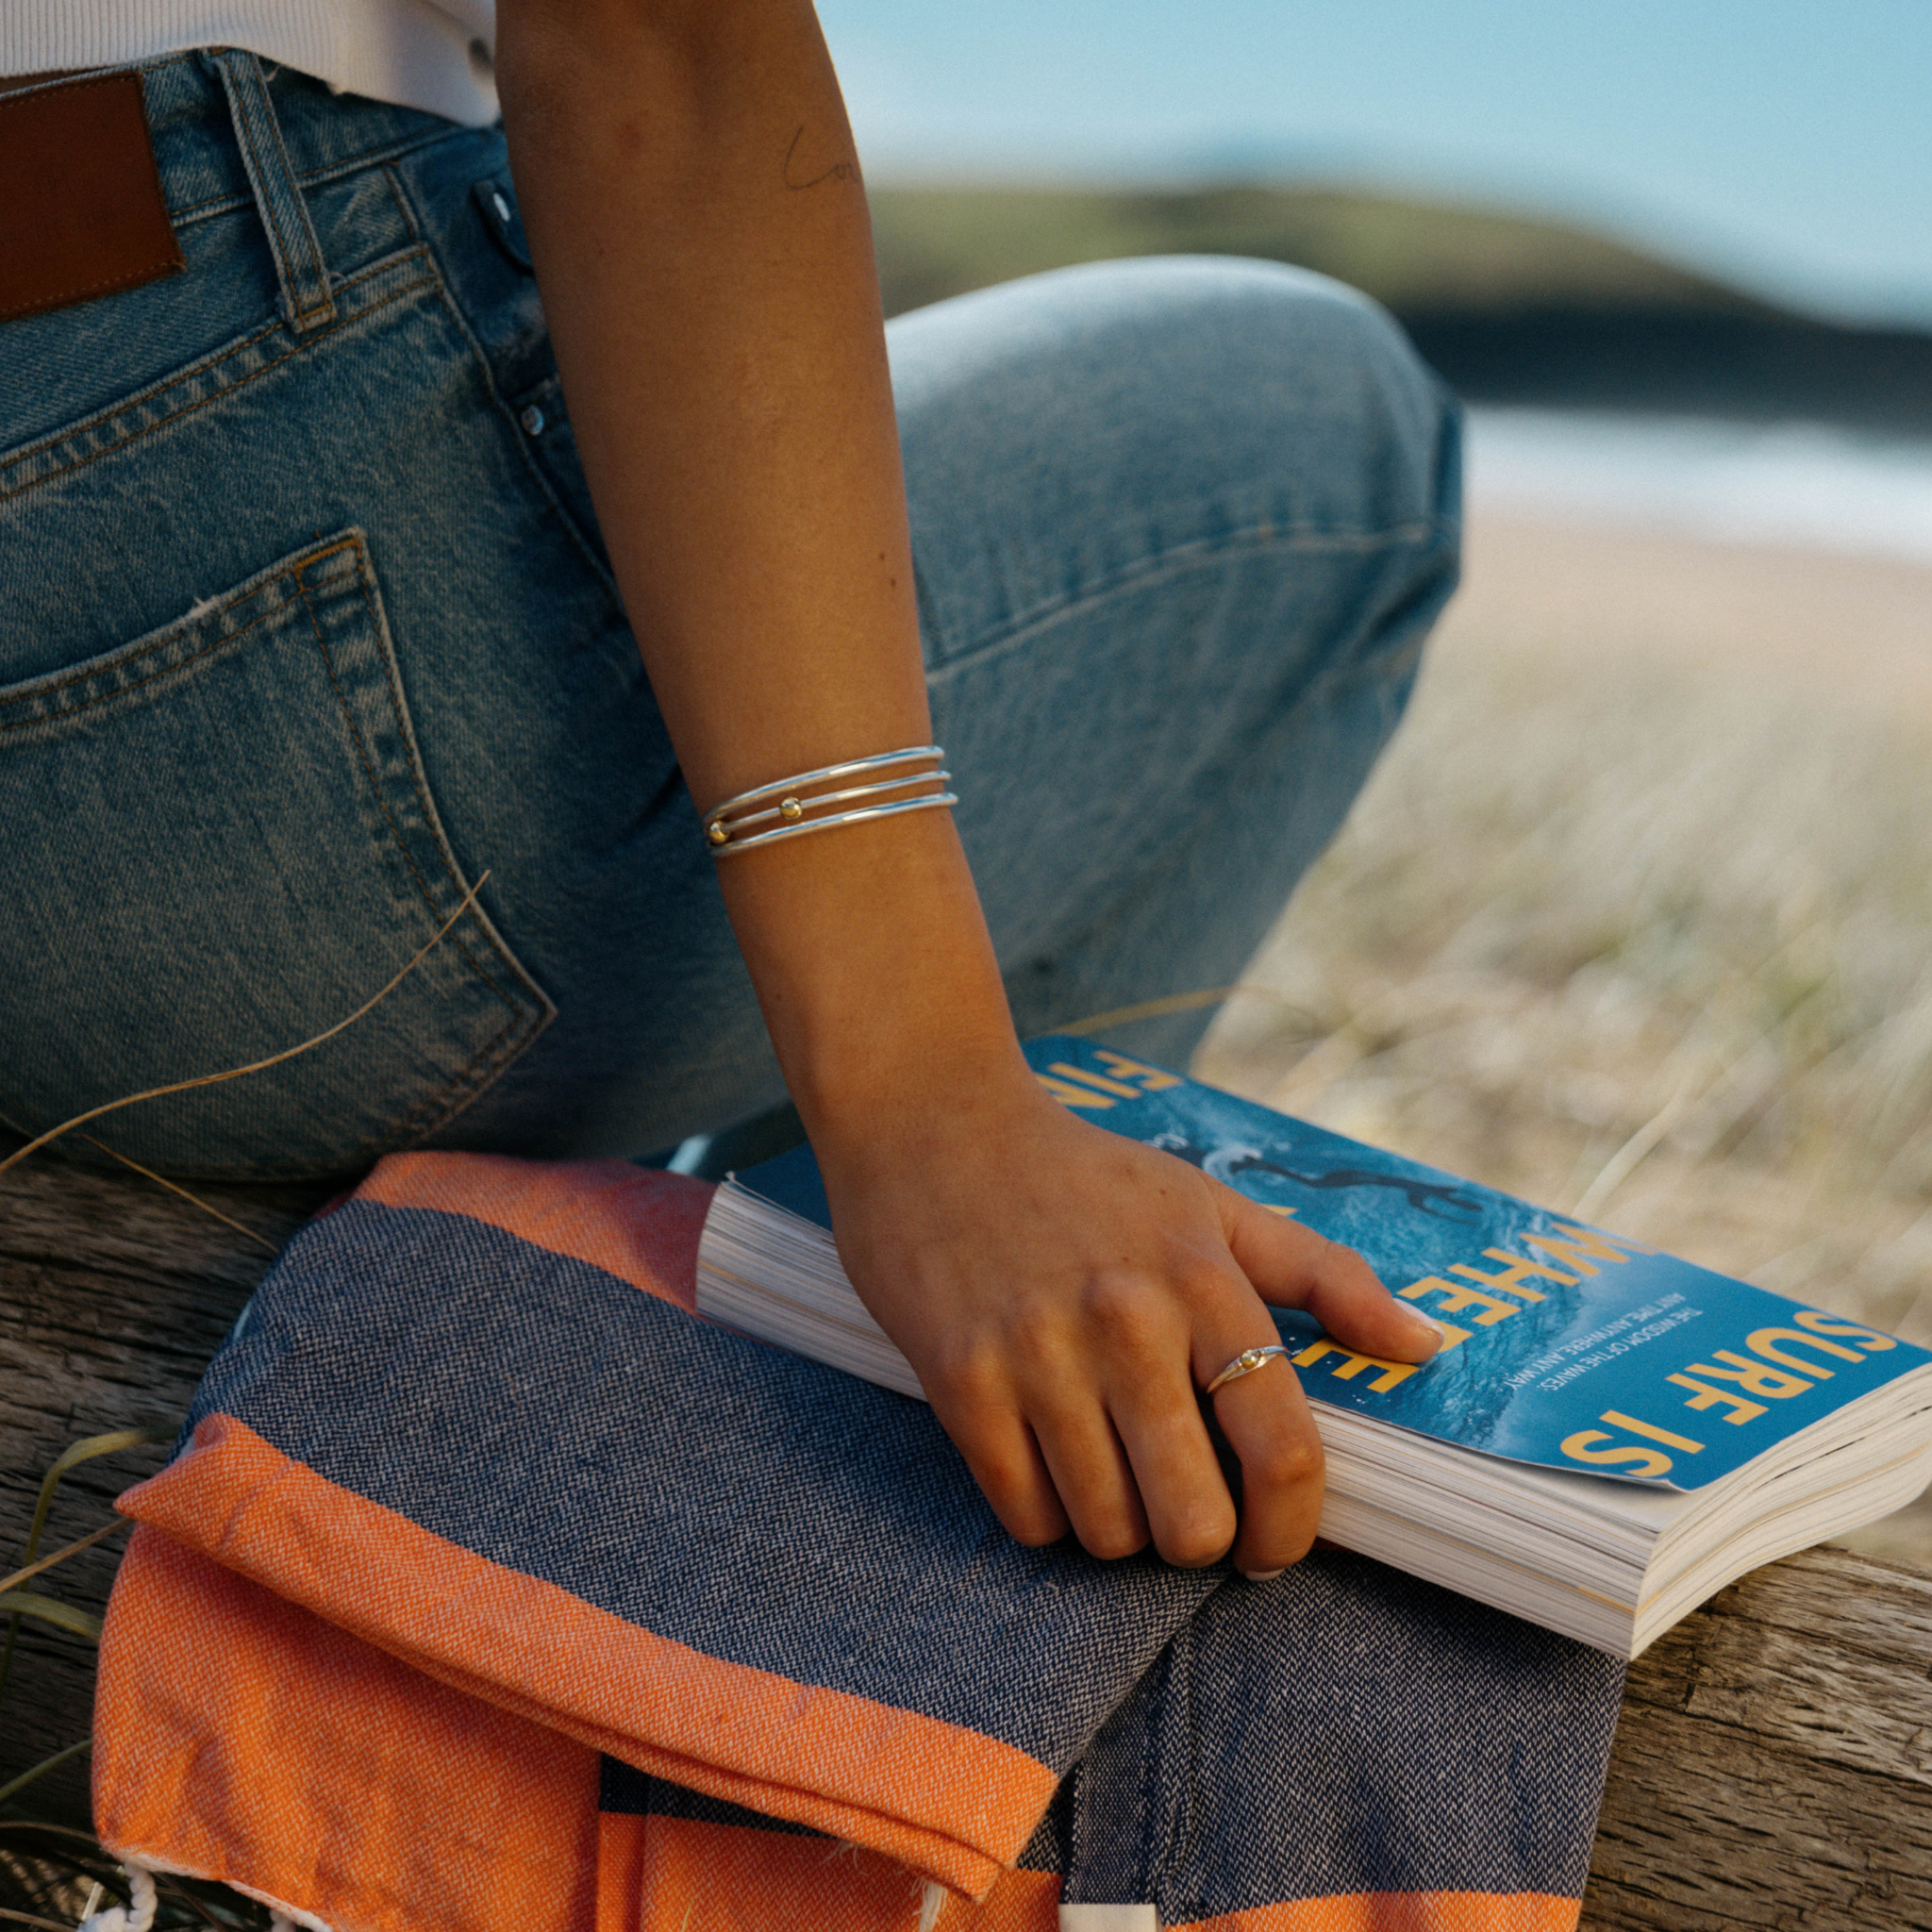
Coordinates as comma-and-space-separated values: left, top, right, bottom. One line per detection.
783, 124, 860, 191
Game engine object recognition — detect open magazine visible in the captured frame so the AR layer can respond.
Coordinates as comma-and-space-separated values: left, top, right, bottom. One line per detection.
695, 1036, 1932, 1657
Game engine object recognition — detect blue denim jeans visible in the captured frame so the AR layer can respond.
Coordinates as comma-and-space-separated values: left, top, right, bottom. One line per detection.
0, 53, 1460, 1182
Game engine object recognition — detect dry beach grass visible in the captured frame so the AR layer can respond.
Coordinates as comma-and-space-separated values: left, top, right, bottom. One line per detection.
1198, 512, 1932, 1563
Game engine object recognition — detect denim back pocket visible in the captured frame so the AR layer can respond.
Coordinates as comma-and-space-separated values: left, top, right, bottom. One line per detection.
0, 530, 553, 1180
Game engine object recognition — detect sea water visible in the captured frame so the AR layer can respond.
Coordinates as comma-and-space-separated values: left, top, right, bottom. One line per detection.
1465, 409, 1932, 568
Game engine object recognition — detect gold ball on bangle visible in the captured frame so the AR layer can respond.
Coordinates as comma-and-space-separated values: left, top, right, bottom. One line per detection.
779, 797, 805, 821
707, 821, 729, 846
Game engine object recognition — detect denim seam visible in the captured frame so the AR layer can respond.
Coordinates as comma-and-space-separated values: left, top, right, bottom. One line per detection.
0, 536, 535, 1180
368, 156, 624, 602
170, 187, 255, 224
0, 586, 298, 726
426, 251, 626, 604
925, 514, 1454, 684
7, 1003, 534, 1184
102, 994, 530, 1181
285, 124, 465, 199
0, 316, 279, 477
374, 1010, 535, 1157
293, 553, 528, 1024
155, 74, 457, 199
341, 549, 542, 1023
129, 47, 455, 183
168, 127, 449, 227
0, 256, 438, 503
383, 162, 424, 243
0, 539, 358, 719
170, 165, 425, 268
266, 113, 336, 329
359, 1018, 523, 1158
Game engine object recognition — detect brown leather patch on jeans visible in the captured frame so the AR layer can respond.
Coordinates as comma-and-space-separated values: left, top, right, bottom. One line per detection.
0, 70, 184, 324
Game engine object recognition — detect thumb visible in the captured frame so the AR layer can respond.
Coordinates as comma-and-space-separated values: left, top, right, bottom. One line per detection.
1214, 1181, 1444, 1365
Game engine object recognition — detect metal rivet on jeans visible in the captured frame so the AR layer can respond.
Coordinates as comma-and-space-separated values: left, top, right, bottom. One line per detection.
520, 406, 545, 436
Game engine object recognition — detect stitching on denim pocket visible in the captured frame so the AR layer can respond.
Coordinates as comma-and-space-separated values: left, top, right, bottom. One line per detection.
0, 529, 554, 1179
0, 248, 437, 506
291, 542, 536, 1030
0, 584, 300, 727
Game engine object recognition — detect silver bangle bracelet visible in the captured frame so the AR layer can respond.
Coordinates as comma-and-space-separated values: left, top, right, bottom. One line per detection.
721, 767, 953, 837
710, 790, 958, 857
703, 744, 957, 856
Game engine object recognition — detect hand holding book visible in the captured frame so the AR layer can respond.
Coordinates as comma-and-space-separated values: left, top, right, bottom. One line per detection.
705, 736, 1439, 1580
809, 1064, 1444, 1578
700, 1038, 1932, 1655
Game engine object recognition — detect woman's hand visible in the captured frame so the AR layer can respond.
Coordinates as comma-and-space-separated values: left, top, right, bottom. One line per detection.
498, 2, 1432, 1573
816, 1061, 1443, 1576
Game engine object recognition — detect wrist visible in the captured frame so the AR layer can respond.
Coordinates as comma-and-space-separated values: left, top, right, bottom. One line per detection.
715, 805, 1037, 1140
792, 1005, 1039, 1166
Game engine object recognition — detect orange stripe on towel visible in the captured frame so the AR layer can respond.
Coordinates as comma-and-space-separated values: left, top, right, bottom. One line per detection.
121, 1415, 1056, 1901
599, 1813, 1062, 1932
95, 1525, 601, 1932
1166, 1893, 1582, 1932
355, 1151, 714, 1310
597, 1811, 652, 1932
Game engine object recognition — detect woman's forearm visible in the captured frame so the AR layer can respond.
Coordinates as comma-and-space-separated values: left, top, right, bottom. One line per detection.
493, 2, 1440, 1579
498, 0, 920, 799
496, 0, 1022, 1131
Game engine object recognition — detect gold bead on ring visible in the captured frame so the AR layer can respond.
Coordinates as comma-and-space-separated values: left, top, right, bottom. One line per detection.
1205, 1343, 1290, 1395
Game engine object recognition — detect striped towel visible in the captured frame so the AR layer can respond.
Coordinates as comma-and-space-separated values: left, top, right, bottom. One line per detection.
94, 1152, 1624, 1932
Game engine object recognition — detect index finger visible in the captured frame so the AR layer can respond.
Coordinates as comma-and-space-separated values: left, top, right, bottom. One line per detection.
1214, 1181, 1443, 1365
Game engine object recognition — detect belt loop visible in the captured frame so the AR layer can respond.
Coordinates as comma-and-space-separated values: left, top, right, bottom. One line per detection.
209, 48, 337, 334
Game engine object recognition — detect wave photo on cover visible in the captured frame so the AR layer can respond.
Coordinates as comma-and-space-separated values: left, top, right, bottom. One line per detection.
697, 1036, 1932, 1657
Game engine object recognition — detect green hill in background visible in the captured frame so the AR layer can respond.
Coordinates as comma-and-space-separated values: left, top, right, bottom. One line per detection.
869, 183, 1932, 431
869, 183, 1763, 322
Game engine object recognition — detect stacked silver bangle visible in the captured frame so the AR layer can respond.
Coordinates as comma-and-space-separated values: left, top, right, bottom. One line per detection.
703, 745, 958, 857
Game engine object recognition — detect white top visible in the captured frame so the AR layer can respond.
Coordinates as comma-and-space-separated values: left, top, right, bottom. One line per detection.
0, 1, 499, 125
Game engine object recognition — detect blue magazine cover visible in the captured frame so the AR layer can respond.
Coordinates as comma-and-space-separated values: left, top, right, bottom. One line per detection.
735, 1035, 1930, 1494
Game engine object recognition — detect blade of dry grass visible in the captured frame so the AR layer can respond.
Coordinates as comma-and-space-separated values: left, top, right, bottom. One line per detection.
0, 1903, 80, 1929
0, 1599, 100, 1644
0, 1434, 167, 1707
0, 874, 489, 1179
0, 1523, 129, 1603
75, 1136, 278, 1255
0, 1742, 90, 1811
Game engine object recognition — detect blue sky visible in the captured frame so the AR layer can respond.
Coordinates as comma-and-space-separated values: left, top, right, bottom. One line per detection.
816, 0, 1932, 327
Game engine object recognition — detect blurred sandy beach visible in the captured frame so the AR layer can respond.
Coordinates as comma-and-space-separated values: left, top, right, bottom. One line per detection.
1198, 431, 1932, 1563
1446, 515, 1932, 715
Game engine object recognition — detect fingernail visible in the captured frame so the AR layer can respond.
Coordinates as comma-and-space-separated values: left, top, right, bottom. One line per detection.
1403, 1308, 1449, 1345
1241, 1568, 1285, 1583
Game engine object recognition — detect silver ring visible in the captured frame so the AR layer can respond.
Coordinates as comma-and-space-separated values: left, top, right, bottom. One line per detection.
1205, 1344, 1291, 1395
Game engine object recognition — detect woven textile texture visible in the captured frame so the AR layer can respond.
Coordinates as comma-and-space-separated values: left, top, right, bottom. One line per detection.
93, 1151, 1624, 1931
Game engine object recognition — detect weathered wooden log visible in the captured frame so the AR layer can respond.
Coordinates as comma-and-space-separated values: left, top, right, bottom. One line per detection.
5, 1149, 1929, 1928
1580, 1544, 1932, 1931
0, 1142, 329, 1824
